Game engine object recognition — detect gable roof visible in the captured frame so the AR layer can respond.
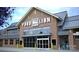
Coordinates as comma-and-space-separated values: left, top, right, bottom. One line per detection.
17, 7, 60, 27
53, 11, 67, 21
7, 22, 18, 30
63, 15, 79, 30
53, 11, 68, 26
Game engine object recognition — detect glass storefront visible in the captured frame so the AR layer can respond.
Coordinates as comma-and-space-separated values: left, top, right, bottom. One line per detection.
24, 36, 49, 48
24, 37, 36, 47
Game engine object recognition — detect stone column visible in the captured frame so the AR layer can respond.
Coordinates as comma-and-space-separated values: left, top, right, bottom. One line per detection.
57, 37, 60, 50
13, 39, 16, 47
8, 39, 10, 47
68, 30, 75, 50
3, 40, 5, 47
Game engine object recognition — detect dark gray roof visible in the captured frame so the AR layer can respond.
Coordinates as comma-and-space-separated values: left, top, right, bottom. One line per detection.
9, 22, 18, 27
7, 22, 18, 30
58, 30, 69, 35
54, 11, 67, 20
53, 11, 67, 26
63, 15, 79, 30
0, 22, 19, 39
0, 31, 19, 39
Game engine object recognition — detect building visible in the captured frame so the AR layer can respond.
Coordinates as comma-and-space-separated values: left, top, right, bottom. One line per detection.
0, 22, 19, 47
0, 7, 79, 50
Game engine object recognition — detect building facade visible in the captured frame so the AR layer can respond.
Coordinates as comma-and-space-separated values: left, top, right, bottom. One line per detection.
0, 22, 19, 47
0, 7, 79, 50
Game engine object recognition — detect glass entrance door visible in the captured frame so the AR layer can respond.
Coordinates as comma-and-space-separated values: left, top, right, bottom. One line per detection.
43, 40, 48, 48
37, 40, 49, 48
37, 40, 42, 48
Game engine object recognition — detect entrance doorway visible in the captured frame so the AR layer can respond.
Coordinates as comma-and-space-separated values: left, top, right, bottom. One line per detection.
37, 38, 49, 48
59, 36, 69, 50
24, 36, 50, 48
37, 40, 48, 48
24, 37, 36, 47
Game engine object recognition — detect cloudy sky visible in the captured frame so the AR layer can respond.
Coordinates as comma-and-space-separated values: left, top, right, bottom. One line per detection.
11, 7, 79, 23
1, 7, 79, 29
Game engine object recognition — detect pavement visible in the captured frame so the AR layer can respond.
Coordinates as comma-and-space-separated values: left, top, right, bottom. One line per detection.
0, 47, 79, 52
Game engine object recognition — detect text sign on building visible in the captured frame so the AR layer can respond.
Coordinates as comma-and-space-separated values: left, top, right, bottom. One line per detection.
22, 17, 51, 27
32, 18, 38, 26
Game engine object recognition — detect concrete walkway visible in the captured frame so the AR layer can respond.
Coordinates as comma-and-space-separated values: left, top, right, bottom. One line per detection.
0, 47, 79, 52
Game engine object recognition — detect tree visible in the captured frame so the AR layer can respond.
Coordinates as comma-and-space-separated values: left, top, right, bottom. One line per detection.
0, 7, 15, 27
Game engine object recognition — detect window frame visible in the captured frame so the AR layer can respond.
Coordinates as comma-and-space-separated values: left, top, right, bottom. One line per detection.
10, 40, 14, 45
5, 40, 8, 45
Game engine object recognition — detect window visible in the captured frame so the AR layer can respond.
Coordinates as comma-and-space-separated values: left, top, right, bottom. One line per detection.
47, 17, 50, 22
75, 36, 79, 40
20, 41, 22, 45
10, 40, 14, 45
5, 40, 8, 45
52, 40, 56, 45
16, 40, 19, 44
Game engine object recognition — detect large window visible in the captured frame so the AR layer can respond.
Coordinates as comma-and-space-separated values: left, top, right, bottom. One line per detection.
24, 37, 36, 47
52, 40, 56, 45
10, 40, 14, 45
20, 41, 22, 45
5, 40, 8, 45
75, 36, 79, 40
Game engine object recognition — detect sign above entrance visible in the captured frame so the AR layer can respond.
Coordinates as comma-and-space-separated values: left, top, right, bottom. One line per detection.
37, 38, 49, 40
22, 17, 51, 27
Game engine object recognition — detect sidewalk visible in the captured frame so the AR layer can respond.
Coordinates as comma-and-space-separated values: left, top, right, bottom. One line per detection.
0, 47, 79, 52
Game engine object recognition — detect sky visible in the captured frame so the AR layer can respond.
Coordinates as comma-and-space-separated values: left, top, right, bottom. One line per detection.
12, 7, 79, 23
0, 7, 79, 29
